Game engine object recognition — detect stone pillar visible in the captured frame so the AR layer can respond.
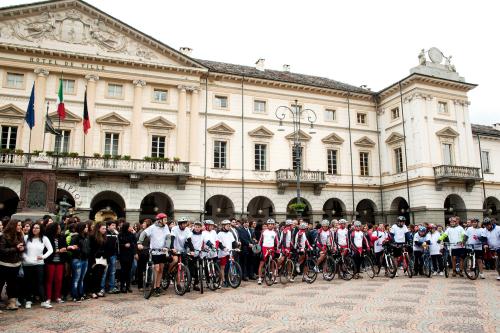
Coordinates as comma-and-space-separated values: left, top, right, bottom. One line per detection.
176, 86, 187, 161
84, 74, 99, 156
131, 80, 146, 159
32, 68, 49, 152
189, 88, 200, 165
126, 209, 141, 223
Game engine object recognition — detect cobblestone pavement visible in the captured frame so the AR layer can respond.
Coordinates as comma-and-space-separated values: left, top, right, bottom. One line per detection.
2, 271, 499, 333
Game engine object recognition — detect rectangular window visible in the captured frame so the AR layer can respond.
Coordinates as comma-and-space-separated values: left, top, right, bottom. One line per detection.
438, 101, 448, 114
391, 107, 400, 120
357, 113, 367, 124
214, 95, 228, 109
62, 79, 75, 94
394, 147, 404, 173
292, 145, 303, 170
107, 83, 123, 98
442, 143, 453, 165
481, 151, 490, 173
254, 143, 267, 171
54, 130, 70, 153
324, 109, 336, 121
360, 152, 369, 176
254, 100, 266, 113
104, 133, 119, 156
153, 89, 168, 103
151, 135, 166, 158
214, 140, 227, 168
327, 149, 338, 175
1, 126, 17, 150
6, 72, 23, 89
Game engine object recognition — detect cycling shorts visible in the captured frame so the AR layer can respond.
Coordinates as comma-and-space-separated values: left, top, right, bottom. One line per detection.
219, 255, 229, 266
261, 247, 274, 260
474, 250, 483, 259
451, 248, 466, 258
152, 254, 169, 264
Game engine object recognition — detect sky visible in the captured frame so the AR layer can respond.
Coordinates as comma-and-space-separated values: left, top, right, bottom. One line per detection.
2, 0, 499, 125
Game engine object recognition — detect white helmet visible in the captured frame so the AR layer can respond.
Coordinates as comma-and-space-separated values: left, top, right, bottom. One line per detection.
299, 222, 307, 229
321, 219, 330, 227
177, 216, 189, 223
285, 219, 293, 226
339, 219, 347, 225
221, 219, 231, 225
266, 218, 276, 224
204, 219, 215, 226
354, 220, 362, 227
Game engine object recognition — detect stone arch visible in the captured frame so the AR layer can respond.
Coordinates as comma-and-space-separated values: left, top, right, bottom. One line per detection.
205, 195, 235, 223
356, 199, 377, 225
483, 196, 500, 221
90, 190, 126, 221
0, 187, 20, 218
323, 198, 346, 220
140, 192, 174, 221
389, 197, 410, 224
247, 196, 275, 220
286, 197, 312, 221
444, 194, 466, 225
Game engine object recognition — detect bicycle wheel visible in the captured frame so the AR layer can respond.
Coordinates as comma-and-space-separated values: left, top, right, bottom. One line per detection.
143, 264, 155, 299
160, 265, 170, 290
340, 256, 355, 280
304, 258, 317, 283
173, 263, 190, 296
322, 256, 336, 281
280, 259, 294, 284
386, 255, 397, 278
404, 254, 413, 278
198, 261, 204, 294
264, 260, 278, 286
464, 256, 479, 280
361, 256, 375, 279
444, 255, 449, 278
206, 261, 216, 291
422, 255, 432, 278
228, 261, 242, 288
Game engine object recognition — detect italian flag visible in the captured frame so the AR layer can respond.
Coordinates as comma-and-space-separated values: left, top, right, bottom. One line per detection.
57, 78, 66, 120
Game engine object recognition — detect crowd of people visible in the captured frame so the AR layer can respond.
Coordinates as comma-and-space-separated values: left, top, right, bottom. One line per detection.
0, 213, 499, 311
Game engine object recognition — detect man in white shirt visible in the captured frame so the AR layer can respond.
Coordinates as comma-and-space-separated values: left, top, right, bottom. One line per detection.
482, 218, 500, 280
428, 224, 443, 275
464, 218, 486, 279
335, 219, 349, 249
217, 220, 236, 287
438, 216, 465, 277
257, 219, 278, 285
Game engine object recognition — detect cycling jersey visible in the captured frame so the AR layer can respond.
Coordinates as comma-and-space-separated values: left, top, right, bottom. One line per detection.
350, 230, 367, 251
371, 230, 388, 253
390, 224, 408, 243
139, 223, 170, 254
191, 231, 203, 255
295, 230, 311, 251
260, 229, 278, 248
316, 229, 332, 249
336, 228, 349, 247
170, 225, 193, 252
439, 225, 465, 249
413, 233, 430, 252
427, 231, 442, 255
484, 225, 500, 250
217, 230, 235, 258
201, 230, 218, 258
280, 227, 293, 250
465, 227, 485, 250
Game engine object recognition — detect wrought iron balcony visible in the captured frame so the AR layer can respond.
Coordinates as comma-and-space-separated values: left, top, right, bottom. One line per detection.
433, 165, 481, 192
275, 169, 327, 195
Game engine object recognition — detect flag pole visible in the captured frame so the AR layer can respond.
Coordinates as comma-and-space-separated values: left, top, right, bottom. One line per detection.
42, 102, 49, 151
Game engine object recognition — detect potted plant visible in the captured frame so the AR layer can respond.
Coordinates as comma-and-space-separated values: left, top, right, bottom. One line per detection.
289, 202, 306, 214
69, 152, 79, 158
144, 156, 152, 162
112, 154, 121, 160
14, 149, 24, 155
173, 156, 180, 163
32, 150, 42, 156
46, 151, 55, 157
123, 155, 131, 160
103, 154, 111, 159
93, 153, 101, 158
61, 151, 70, 157
165, 157, 170, 162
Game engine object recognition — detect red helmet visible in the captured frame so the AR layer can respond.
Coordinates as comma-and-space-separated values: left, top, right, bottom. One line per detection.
155, 213, 167, 220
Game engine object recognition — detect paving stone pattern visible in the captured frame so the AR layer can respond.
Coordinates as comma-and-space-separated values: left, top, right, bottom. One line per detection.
2, 271, 498, 333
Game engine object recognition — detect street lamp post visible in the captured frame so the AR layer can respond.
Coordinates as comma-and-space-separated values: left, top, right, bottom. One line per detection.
276, 99, 317, 216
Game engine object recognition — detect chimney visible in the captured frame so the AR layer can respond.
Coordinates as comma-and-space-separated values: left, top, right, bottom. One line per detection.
179, 47, 192, 56
493, 123, 500, 130
255, 58, 265, 71
283, 64, 290, 72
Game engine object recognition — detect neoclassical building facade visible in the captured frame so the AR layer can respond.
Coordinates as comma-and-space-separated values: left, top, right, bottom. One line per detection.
0, 0, 499, 224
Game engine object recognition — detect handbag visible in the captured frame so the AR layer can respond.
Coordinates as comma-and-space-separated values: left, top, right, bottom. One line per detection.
94, 256, 108, 268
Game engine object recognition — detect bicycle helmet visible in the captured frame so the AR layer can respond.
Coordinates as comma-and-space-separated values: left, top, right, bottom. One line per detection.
299, 222, 307, 229
418, 226, 427, 233
321, 219, 330, 227
193, 220, 202, 225
285, 219, 293, 226
267, 218, 276, 224
354, 221, 362, 227
397, 216, 406, 222
339, 219, 347, 225
482, 217, 492, 225
204, 219, 215, 226
221, 219, 231, 225
155, 213, 167, 220
177, 216, 189, 224
429, 224, 436, 229
331, 219, 339, 225
471, 217, 480, 222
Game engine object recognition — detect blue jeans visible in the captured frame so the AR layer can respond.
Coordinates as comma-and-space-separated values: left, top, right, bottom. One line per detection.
100, 255, 116, 291
71, 259, 88, 298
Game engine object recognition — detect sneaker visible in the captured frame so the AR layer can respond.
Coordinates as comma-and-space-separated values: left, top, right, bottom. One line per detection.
289, 277, 295, 282
313, 266, 320, 273
97, 291, 105, 297
109, 287, 120, 294
41, 301, 52, 309
395, 272, 399, 277
25, 301, 32, 309
91, 293, 98, 299
257, 278, 262, 285
56, 298, 65, 304
16, 300, 21, 307
439, 272, 444, 276
153, 288, 161, 297
296, 266, 301, 274
193, 285, 200, 292
432, 272, 438, 276
496, 276, 500, 281
80, 297, 86, 302
479, 273, 485, 279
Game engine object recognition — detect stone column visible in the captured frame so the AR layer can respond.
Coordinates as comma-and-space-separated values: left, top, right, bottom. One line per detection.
189, 88, 200, 165
176, 86, 188, 161
84, 74, 99, 156
131, 80, 146, 159
32, 68, 49, 152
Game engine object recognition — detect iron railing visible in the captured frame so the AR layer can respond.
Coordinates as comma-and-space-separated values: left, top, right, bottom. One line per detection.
275, 169, 326, 183
433, 165, 481, 180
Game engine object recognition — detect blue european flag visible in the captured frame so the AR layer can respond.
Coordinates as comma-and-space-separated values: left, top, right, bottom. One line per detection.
25, 83, 35, 129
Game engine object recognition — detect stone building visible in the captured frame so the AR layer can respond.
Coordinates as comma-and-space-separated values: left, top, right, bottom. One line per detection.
0, 0, 498, 224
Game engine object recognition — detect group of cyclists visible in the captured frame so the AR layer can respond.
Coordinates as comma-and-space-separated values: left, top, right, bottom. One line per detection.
139, 212, 500, 298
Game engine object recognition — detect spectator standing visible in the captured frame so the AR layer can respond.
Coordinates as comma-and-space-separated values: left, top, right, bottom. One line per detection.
0, 219, 25, 310
118, 222, 136, 293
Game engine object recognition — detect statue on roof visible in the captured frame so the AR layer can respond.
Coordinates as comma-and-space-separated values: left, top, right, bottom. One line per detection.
418, 49, 426, 65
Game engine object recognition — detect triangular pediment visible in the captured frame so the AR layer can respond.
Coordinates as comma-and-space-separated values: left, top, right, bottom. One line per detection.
321, 132, 344, 145
436, 126, 459, 138
48, 109, 82, 123
0, 1, 204, 69
0, 104, 25, 119
143, 116, 175, 130
96, 112, 130, 126
285, 130, 311, 141
207, 122, 235, 135
354, 136, 376, 147
248, 126, 274, 138
385, 132, 404, 144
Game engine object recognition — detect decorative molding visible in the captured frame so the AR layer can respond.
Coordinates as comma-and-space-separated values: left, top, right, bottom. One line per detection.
48, 109, 82, 123
0, 103, 26, 119
207, 122, 235, 135
143, 116, 175, 130
95, 112, 130, 126
321, 132, 344, 145
133, 79, 146, 87
285, 129, 311, 142
34, 68, 49, 77
248, 125, 274, 138
435, 126, 459, 138
354, 136, 376, 147
85, 74, 100, 82
385, 132, 404, 145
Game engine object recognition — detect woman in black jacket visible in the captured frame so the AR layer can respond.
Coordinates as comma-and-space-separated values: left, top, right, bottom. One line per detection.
0, 219, 25, 310
68, 222, 90, 302
88, 222, 107, 298
118, 222, 136, 293
45, 222, 67, 304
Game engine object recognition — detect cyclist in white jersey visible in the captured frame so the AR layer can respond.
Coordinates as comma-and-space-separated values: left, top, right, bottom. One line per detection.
464, 217, 486, 279
169, 217, 195, 276
201, 220, 218, 258
481, 218, 500, 280
257, 219, 279, 285
335, 219, 349, 250
427, 224, 443, 275
438, 217, 465, 277
371, 223, 388, 274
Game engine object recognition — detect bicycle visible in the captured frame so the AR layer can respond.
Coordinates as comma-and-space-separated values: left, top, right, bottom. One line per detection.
202, 247, 221, 291
421, 245, 432, 278
278, 251, 295, 284
463, 244, 479, 280
302, 248, 319, 283
333, 246, 356, 280
227, 249, 242, 288
161, 251, 191, 296
321, 246, 337, 281
376, 243, 397, 278
394, 243, 414, 278
263, 248, 278, 286
143, 249, 156, 299
358, 249, 376, 279
441, 242, 451, 278
189, 251, 205, 294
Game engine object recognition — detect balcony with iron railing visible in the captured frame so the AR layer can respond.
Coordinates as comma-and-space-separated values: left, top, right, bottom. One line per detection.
275, 169, 327, 195
433, 165, 482, 191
